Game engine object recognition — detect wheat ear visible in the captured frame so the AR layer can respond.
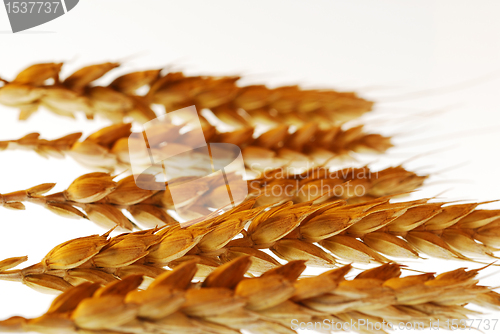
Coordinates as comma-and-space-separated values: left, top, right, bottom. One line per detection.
0, 121, 391, 174
0, 163, 424, 230
0, 62, 372, 125
0, 257, 499, 334
1, 197, 500, 292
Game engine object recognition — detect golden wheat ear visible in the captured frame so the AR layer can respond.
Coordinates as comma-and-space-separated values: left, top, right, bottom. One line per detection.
0, 162, 425, 230
1, 258, 499, 334
0, 121, 391, 174
2, 197, 500, 292
0, 62, 372, 125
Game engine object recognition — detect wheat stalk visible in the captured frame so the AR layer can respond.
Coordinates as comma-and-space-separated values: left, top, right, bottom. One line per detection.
1, 257, 499, 334
0, 121, 392, 174
1, 196, 499, 293
0, 62, 373, 125
0, 163, 424, 230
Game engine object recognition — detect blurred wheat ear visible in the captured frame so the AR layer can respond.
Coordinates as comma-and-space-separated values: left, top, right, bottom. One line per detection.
0, 62, 372, 125
0, 122, 392, 173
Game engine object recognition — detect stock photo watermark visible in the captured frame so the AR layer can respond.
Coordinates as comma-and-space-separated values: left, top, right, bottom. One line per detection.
128, 106, 248, 220
3, 0, 79, 32
291, 318, 499, 332
128, 105, 381, 222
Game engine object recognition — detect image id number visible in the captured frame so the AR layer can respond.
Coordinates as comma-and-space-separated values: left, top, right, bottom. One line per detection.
5, 2, 60, 14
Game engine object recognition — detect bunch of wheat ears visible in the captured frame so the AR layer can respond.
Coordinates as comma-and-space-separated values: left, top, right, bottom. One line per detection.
0, 62, 499, 333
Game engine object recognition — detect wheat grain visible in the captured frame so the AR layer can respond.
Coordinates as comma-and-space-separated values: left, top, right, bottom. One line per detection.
1, 197, 499, 292
0, 257, 499, 334
0, 62, 373, 125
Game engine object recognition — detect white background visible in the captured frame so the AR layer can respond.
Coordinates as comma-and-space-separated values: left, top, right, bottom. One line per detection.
1, 1, 500, 333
